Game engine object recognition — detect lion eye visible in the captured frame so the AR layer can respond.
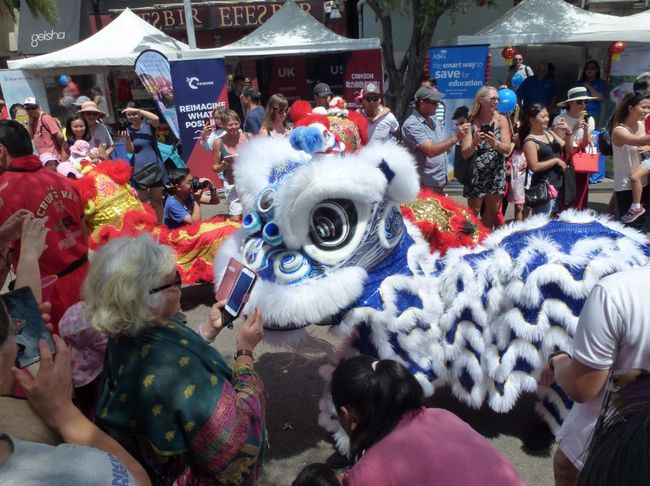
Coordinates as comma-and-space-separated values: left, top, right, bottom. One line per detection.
309, 199, 357, 250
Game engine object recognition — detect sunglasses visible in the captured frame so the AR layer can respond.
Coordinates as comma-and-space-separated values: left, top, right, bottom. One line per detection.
84, 113, 100, 117
364, 96, 380, 102
573, 100, 587, 105
149, 270, 182, 294
423, 99, 439, 105
273, 107, 287, 114
486, 96, 499, 101
514, 58, 523, 61
24, 106, 38, 111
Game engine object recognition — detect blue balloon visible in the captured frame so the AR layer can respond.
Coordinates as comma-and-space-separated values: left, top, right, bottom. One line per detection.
497, 88, 517, 114
58, 75, 68, 86
511, 73, 524, 89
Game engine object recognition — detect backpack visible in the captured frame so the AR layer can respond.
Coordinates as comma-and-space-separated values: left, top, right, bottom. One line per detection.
598, 118, 613, 156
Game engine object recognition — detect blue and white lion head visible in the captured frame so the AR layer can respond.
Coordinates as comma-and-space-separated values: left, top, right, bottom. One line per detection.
214, 138, 420, 329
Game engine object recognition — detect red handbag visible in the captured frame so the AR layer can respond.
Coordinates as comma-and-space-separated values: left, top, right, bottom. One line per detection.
572, 151, 599, 173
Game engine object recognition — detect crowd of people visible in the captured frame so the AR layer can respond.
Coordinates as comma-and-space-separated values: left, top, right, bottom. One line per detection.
0, 59, 650, 485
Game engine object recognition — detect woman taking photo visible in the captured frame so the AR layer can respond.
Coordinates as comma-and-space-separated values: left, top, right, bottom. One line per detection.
554, 87, 597, 209
328, 356, 524, 486
259, 94, 291, 137
212, 110, 248, 222
610, 91, 650, 225
460, 86, 512, 229
122, 102, 166, 223
86, 234, 267, 485
519, 104, 571, 215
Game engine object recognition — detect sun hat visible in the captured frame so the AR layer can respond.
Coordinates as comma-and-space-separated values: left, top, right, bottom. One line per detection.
557, 87, 597, 107
38, 152, 61, 166
69, 140, 91, 158
77, 101, 106, 118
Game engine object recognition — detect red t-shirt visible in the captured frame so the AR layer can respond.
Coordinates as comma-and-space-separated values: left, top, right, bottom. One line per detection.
347, 408, 524, 486
0, 155, 87, 277
645, 114, 650, 134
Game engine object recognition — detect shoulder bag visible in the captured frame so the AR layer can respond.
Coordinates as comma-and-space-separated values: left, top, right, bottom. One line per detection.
132, 162, 164, 188
454, 144, 474, 186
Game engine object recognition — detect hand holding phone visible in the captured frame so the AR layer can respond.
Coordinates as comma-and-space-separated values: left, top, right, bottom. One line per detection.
480, 123, 493, 134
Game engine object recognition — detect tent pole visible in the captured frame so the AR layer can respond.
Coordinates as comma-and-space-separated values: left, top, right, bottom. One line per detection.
183, 0, 197, 49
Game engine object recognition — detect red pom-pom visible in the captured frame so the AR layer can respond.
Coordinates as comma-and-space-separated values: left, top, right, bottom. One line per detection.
289, 100, 314, 123
348, 110, 369, 146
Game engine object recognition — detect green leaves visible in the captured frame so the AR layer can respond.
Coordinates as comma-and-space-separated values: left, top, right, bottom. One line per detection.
1, 0, 59, 25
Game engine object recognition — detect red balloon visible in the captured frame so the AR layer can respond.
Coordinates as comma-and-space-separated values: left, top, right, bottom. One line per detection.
501, 46, 517, 60
609, 41, 626, 54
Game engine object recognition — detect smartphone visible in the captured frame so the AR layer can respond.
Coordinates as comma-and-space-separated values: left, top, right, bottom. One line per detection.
583, 113, 590, 121
480, 123, 493, 134
2, 287, 55, 369
224, 267, 257, 320
215, 258, 257, 327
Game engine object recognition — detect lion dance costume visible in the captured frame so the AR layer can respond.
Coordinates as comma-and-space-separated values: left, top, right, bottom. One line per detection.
74, 160, 239, 283
214, 130, 650, 451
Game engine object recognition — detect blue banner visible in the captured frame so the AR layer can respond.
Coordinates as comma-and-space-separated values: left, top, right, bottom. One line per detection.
170, 58, 227, 184
428, 45, 489, 100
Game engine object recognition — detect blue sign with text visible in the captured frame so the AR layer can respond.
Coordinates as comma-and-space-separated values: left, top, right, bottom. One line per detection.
170, 57, 227, 182
428, 45, 489, 100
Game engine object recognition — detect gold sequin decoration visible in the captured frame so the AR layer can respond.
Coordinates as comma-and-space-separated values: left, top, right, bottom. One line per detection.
184, 421, 195, 432
165, 430, 175, 442
152, 404, 162, 416
406, 197, 455, 233
210, 375, 218, 386
143, 374, 155, 388
140, 344, 150, 359
179, 357, 189, 367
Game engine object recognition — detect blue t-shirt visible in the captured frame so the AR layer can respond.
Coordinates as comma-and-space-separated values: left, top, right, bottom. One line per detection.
163, 195, 194, 229
517, 76, 559, 110
243, 106, 265, 135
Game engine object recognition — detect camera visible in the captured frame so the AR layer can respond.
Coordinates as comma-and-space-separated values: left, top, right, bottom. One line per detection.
190, 177, 211, 192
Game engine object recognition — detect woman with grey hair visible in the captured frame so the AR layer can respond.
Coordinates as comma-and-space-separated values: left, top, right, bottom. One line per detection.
85, 234, 266, 485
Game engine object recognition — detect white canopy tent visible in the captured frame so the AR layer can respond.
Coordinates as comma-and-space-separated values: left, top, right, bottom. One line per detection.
453, 0, 650, 47
180, 1, 379, 59
7, 8, 187, 72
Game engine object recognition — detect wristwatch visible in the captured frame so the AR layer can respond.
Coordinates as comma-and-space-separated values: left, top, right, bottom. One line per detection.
234, 349, 254, 361
548, 351, 571, 371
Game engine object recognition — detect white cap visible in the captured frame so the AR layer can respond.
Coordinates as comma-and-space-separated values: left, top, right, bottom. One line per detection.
23, 97, 38, 107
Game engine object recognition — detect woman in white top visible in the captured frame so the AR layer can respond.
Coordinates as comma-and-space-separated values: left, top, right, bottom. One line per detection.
554, 87, 597, 209
610, 91, 650, 225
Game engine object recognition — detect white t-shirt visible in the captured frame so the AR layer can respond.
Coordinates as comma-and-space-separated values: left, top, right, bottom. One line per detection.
612, 122, 647, 192
553, 112, 595, 148
556, 265, 650, 468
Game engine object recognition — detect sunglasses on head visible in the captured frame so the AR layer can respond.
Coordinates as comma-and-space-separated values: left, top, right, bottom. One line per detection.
364, 96, 380, 102
149, 270, 182, 294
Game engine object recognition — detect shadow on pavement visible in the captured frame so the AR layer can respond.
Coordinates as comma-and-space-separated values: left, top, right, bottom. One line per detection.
425, 387, 555, 456
256, 351, 334, 460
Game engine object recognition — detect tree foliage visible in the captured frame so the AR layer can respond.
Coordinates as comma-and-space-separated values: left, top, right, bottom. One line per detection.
366, 0, 489, 122
1, 0, 58, 25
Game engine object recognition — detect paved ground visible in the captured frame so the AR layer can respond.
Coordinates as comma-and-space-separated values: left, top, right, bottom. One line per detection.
184, 183, 621, 486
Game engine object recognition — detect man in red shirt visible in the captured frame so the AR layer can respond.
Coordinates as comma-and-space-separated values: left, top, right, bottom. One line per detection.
0, 120, 88, 331
23, 97, 63, 158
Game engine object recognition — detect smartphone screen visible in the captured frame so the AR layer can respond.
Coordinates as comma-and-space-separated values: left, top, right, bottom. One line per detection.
225, 271, 256, 317
2, 287, 55, 368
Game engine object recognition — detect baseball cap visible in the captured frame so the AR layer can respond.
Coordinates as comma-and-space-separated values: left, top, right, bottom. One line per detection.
23, 97, 38, 108
363, 83, 380, 96
73, 96, 92, 107
414, 87, 445, 102
313, 83, 333, 98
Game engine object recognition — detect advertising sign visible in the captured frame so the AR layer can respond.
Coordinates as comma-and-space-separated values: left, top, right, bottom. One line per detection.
428, 45, 489, 180
0, 69, 49, 119
343, 49, 383, 109
134, 50, 180, 138
170, 58, 228, 184
267, 56, 308, 103
18, 0, 82, 55
311, 50, 383, 109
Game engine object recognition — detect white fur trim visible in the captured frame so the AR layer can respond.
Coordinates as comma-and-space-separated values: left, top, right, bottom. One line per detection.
233, 137, 311, 213
359, 142, 420, 202
244, 266, 368, 329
